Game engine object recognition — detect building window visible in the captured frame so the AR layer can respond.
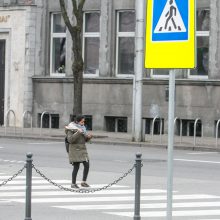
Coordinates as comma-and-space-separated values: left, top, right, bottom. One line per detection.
50, 13, 66, 76
83, 12, 100, 76
116, 11, 135, 76
215, 120, 220, 138
143, 118, 164, 135
38, 113, 60, 129
151, 69, 169, 78
105, 116, 127, 132
151, 9, 210, 79
189, 9, 209, 78
182, 119, 202, 137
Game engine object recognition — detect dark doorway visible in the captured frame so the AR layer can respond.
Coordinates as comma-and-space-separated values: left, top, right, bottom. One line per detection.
0, 40, 5, 125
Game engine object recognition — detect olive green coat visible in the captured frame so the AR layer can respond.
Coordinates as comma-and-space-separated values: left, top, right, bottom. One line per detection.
66, 129, 90, 164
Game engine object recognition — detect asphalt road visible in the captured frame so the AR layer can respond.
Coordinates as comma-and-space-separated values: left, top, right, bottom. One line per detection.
0, 138, 220, 219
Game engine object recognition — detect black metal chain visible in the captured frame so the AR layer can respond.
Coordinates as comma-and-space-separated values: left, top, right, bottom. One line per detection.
32, 163, 136, 193
0, 165, 26, 187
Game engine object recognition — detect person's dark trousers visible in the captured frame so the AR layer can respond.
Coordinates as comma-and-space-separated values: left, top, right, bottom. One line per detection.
72, 161, 90, 184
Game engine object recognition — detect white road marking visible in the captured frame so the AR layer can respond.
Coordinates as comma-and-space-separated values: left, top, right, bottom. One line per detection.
0, 176, 40, 179
0, 184, 128, 191
188, 152, 218, 155
1, 179, 71, 185
113, 160, 127, 163
107, 210, 220, 218
0, 158, 25, 163
0, 189, 167, 197
54, 201, 220, 210
2, 173, 220, 219
28, 142, 63, 145
0, 200, 11, 203
9, 194, 220, 203
175, 158, 220, 164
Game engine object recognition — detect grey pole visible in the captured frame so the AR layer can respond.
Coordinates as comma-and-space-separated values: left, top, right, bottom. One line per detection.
133, 0, 145, 142
25, 153, 33, 220
134, 153, 142, 220
132, 75, 136, 141
167, 70, 176, 220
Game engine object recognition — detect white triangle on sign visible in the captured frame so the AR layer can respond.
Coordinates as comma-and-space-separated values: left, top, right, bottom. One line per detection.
154, 0, 186, 33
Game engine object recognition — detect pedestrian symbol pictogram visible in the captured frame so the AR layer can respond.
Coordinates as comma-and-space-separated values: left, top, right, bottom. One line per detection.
145, 0, 195, 68
151, 0, 189, 42
154, 0, 186, 33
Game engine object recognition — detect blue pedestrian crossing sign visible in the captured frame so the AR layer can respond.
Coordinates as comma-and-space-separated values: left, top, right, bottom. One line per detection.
145, 0, 195, 68
152, 0, 188, 41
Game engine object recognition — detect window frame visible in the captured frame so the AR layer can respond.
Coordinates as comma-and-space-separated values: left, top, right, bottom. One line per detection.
188, 31, 209, 79
50, 12, 66, 77
151, 8, 210, 79
116, 10, 135, 78
150, 69, 170, 79
189, 8, 210, 79
82, 11, 100, 78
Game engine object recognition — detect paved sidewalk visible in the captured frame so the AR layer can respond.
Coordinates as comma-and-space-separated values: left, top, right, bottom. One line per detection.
0, 126, 220, 151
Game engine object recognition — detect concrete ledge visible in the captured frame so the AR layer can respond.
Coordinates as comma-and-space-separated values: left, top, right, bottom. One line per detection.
1, 134, 220, 152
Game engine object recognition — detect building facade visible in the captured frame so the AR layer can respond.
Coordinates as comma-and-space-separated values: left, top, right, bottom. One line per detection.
0, 0, 219, 138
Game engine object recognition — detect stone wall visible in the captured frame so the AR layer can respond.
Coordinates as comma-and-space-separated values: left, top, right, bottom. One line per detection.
32, 77, 220, 136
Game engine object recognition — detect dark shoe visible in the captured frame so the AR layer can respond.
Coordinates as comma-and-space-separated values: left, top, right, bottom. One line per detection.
71, 183, 79, 188
81, 182, 90, 187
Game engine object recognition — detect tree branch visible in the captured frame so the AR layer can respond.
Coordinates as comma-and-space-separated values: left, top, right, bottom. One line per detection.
78, 0, 85, 11
72, 0, 78, 17
59, 0, 74, 34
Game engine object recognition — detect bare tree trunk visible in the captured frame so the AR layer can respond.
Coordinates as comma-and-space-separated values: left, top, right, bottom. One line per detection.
59, 0, 85, 116
72, 42, 83, 115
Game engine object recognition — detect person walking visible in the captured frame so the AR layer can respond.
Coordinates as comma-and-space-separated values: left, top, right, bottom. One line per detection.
165, 0, 177, 30
65, 115, 92, 188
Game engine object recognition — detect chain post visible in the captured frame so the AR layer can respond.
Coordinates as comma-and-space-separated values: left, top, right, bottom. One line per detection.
134, 153, 142, 220
25, 153, 33, 220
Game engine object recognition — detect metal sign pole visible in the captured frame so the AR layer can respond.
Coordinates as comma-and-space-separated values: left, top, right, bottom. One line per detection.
167, 70, 175, 220
133, 0, 145, 142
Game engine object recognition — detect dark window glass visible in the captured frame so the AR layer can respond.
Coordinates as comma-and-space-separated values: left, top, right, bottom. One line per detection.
191, 36, 209, 75
105, 117, 116, 132
117, 118, 127, 132
197, 9, 210, 31
53, 14, 66, 33
182, 119, 202, 137
52, 38, 66, 73
153, 69, 169, 75
118, 37, 134, 74
119, 11, 135, 32
38, 113, 59, 129
85, 13, 100, 32
105, 116, 127, 132
84, 37, 99, 74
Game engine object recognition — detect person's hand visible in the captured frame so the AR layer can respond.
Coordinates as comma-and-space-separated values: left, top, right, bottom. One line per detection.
77, 128, 83, 133
87, 133, 93, 139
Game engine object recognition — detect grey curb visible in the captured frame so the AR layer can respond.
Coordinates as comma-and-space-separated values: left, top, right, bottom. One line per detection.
0, 134, 220, 152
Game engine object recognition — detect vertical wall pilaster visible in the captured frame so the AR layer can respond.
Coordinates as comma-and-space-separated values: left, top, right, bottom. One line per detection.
99, 0, 112, 77
209, 0, 220, 79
